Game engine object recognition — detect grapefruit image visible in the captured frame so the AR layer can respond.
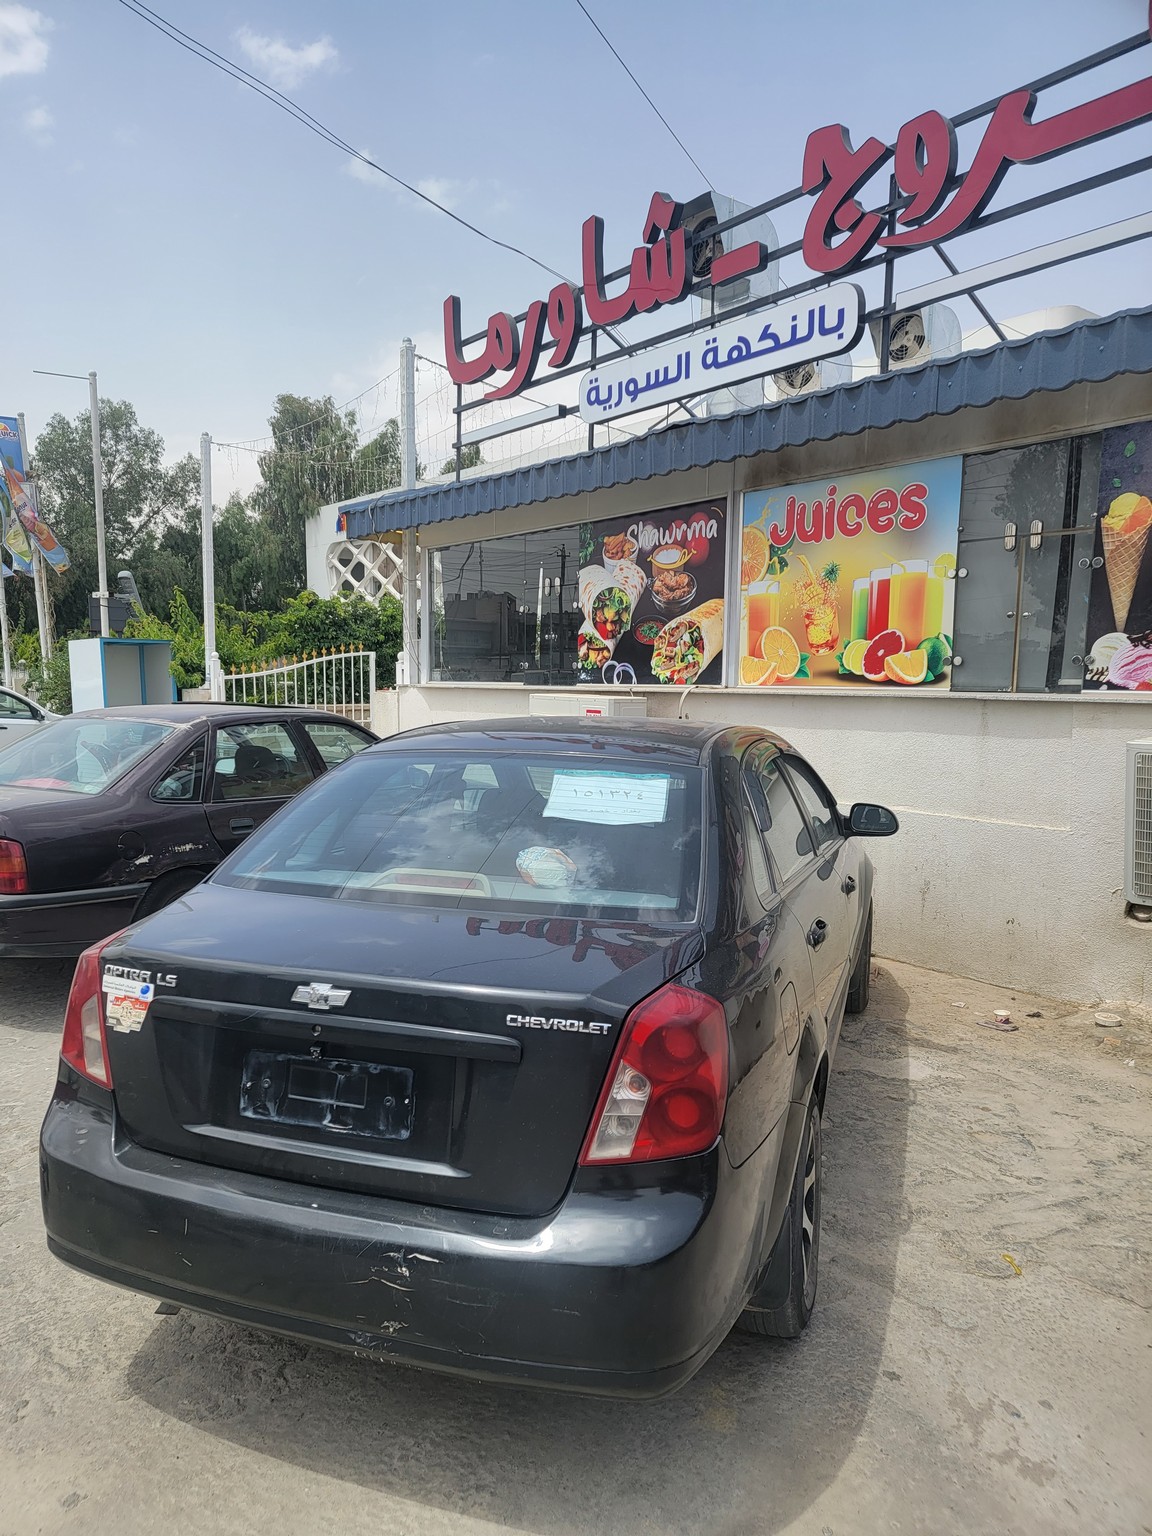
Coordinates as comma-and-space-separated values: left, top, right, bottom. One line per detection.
862, 628, 905, 681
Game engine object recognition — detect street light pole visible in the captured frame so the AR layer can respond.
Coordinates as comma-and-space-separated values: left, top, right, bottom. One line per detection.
33, 367, 111, 639
88, 372, 109, 638
200, 432, 218, 700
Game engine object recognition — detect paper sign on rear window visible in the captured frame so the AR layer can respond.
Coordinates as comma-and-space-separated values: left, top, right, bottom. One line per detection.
543, 771, 670, 825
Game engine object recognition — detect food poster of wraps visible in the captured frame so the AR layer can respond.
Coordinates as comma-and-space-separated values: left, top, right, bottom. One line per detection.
576, 499, 728, 685
1083, 421, 1152, 690
0, 415, 69, 573
739, 457, 963, 688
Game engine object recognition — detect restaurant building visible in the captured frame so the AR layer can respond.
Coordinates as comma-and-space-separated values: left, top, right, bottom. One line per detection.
316, 34, 1152, 1006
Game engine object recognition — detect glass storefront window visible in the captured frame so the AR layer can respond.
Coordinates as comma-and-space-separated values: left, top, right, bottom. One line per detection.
430, 501, 729, 687
431, 529, 583, 684
951, 436, 1099, 693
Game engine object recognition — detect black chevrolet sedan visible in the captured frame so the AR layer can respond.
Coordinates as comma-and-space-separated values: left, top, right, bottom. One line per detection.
40, 719, 896, 1398
0, 703, 377, 957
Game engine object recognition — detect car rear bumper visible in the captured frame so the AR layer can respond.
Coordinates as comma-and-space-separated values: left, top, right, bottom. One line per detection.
0, 884, 146, 958
40, 1078, 779, 1399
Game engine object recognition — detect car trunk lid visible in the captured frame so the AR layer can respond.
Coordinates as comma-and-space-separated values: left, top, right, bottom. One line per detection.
101, 884, 703, 1217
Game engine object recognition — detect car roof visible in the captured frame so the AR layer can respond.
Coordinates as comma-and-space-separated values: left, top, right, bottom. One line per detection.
67, 703, 373, 729
378, 716, 791, 763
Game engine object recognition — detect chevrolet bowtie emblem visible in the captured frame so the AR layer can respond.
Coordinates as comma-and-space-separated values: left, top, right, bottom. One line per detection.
291, 982, 351, 1011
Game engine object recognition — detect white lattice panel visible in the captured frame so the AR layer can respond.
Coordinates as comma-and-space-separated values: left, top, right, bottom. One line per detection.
326, 539, 404, 602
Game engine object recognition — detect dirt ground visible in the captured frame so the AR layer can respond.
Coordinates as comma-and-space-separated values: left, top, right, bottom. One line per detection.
0, 955, 1149, 1536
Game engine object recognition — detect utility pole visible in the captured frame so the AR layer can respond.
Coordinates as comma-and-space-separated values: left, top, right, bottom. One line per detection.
17, 413, 52, 665
200, 433, 219, 700
399, 336, 419, 686
89, 373, 109, 638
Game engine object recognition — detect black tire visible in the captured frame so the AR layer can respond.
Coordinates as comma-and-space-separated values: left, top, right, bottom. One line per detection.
135, 869, 206, 920
845, 903, 873, 1015
737, 1098, 822, 1339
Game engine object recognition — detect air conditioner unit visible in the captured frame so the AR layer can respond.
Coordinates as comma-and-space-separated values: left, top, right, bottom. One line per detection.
772, 356, 853, 399
529, 693, 648, 719
868, 305, 962, 370
1125, 738, 1152, 906
683, 192, 780, 310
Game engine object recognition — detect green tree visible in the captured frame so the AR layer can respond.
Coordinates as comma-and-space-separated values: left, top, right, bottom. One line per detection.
251, 395, 362, 607
358, 419, 402, 490
441, 442, 483, 475
28, 400, 199, 635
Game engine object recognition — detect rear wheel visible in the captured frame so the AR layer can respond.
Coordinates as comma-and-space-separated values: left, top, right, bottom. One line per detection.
737, 1097, 822, 1339
845, 903, 873, 1015
135, 869, 206, 920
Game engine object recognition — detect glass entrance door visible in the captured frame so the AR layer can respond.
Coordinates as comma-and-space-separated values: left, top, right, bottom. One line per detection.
951, 437, 1099, 693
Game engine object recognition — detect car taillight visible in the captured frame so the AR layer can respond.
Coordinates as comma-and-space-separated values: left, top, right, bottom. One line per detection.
60, 939, 116, 1086
580, 983, 729, 1165
0, 839, 27, 895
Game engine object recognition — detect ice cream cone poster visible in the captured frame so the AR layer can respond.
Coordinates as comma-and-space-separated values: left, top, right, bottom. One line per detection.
1084, 421, 1152, 691
739, 457, 962, 688
575, 499, 728, 685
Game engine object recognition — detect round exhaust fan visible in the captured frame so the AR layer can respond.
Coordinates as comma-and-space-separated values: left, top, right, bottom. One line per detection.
776, 362, 819, 395
888, 311, 928, 364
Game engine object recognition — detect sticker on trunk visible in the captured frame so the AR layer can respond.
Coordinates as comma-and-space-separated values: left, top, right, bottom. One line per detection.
102, 970, 153, 1033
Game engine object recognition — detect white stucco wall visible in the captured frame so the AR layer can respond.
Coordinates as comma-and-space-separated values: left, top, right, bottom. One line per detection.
375, 683, 1152, 1008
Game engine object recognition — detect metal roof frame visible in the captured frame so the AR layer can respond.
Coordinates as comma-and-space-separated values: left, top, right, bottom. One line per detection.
343, 305, 1152, 539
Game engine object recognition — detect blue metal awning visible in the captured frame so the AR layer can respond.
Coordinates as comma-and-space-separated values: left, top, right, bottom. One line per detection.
343, 306, 1152, 539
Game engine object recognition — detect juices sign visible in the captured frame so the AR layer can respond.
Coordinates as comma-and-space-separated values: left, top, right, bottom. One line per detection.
739, 457, 963, 688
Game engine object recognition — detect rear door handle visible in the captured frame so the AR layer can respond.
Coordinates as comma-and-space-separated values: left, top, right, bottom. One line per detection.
842, 875, 856, 895
808, 919, 828, 948
229, 817, 255, 834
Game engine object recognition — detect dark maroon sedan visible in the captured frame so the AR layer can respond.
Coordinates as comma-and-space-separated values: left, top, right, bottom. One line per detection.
0, 703, 376, 957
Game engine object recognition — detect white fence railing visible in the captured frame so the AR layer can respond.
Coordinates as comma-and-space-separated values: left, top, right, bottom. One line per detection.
222, 648, 377, 728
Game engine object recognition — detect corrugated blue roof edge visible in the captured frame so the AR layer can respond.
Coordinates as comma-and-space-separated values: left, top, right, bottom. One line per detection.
343, 305, 1152, 537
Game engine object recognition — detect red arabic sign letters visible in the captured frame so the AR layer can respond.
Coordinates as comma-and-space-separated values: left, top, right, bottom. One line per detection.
444, 66, 1152, 401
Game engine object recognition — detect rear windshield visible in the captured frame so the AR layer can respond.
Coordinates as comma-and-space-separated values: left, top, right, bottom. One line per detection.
0, 717, 174, 795
215, 749, 705, 921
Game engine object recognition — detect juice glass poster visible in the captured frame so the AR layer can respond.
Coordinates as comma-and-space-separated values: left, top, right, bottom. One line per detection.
1083, 421, 1152, 690
739, 457, 962, 688
577, 500, 727, 685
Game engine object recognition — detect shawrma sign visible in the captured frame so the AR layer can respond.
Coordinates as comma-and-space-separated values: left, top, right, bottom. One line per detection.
579, 285, 862, 424
443, 63, 1152, 404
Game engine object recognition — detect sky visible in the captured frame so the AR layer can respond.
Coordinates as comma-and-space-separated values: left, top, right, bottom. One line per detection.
2, 0, 1150, 500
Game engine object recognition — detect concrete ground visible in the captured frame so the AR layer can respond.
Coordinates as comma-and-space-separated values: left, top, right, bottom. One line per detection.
1, 956, 1149, 1536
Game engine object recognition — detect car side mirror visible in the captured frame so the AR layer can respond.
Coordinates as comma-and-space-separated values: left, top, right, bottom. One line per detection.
847, 803, 899, 837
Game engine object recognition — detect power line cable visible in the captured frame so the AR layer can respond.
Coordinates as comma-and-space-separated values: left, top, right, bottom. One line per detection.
214, 368, 402, 450
574, 0, 714, 191
112, 0, 571, 283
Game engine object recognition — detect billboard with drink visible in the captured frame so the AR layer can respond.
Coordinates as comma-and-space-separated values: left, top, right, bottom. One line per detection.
739, 457, 963, 688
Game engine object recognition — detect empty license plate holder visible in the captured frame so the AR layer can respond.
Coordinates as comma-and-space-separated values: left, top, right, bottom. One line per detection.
239, 1049, 414, 1140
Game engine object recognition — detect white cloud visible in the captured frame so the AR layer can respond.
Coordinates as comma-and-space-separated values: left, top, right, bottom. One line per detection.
21, 101, 52, 142
345, 153, 379, 185
235, 26, 337, 89
343, 159, 484, 214
415, 177, 469, 211
0, 4, 52, 77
